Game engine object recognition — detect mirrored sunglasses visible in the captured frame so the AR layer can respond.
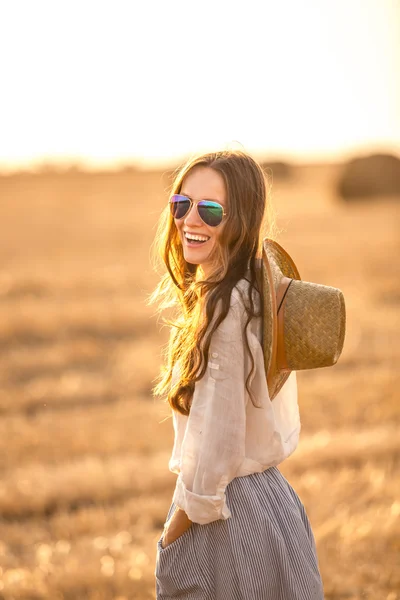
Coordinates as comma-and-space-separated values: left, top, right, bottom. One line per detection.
169, 194, 227, 227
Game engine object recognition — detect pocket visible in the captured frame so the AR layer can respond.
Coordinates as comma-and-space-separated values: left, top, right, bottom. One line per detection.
155, 522, 211, 598
157, 522, 193, 556
208, 360, 230, 381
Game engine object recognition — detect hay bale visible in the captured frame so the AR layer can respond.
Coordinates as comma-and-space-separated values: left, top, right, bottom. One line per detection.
337, 153, 400, 199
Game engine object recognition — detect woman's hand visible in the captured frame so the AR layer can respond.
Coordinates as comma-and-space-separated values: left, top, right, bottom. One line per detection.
161, 507, 193, 549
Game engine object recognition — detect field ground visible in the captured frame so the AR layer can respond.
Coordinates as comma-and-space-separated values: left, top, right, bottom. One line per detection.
0, 163, 399, 599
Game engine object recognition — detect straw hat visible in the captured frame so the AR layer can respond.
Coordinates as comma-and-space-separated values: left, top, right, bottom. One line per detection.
262, 238, 346, 400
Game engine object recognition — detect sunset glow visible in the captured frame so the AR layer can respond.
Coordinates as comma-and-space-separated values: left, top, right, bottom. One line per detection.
1, 0, 399, 170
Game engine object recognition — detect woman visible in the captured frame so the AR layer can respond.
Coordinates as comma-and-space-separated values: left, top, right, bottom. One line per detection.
149, 150, 325, 599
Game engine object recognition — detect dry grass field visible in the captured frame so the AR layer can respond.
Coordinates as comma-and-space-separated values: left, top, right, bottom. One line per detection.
0, 162, 399, 599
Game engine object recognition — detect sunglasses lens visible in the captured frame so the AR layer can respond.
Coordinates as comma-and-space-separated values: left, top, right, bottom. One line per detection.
198, 201, 224, 227
170, 195, 191, 219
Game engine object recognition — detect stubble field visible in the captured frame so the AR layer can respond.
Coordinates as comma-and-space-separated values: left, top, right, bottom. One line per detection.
0, 162, 399, 599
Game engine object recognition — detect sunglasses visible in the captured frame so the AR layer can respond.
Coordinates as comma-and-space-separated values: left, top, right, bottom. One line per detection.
169, 194, 228, 227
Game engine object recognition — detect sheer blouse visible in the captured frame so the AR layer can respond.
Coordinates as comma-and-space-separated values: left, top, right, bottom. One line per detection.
168, 278, 301, 525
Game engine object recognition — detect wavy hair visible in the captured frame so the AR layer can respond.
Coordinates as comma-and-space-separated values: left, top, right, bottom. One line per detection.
147, 150, 279, 415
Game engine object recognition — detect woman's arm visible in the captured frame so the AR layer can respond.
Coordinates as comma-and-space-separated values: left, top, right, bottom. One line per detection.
171, 287, 248, 525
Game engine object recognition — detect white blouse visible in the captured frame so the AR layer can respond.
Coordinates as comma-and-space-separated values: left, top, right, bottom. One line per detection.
169, 278, 301, 525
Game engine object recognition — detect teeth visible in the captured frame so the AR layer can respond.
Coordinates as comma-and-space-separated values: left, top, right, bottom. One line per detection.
185, 233, 210, 242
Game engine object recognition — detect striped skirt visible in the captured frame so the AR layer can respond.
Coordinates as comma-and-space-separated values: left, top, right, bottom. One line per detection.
154, 466, 324, 599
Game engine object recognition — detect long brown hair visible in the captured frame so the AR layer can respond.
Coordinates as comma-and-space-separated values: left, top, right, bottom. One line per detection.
147, 150, 279, 415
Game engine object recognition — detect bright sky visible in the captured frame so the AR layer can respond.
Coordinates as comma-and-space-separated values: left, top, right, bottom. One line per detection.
1, 0, 399, 170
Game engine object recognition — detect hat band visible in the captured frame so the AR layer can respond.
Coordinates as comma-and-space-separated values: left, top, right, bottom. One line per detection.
276, 276, 293, 371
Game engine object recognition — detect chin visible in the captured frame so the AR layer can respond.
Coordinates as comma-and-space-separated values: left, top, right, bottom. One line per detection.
184, 254, 207, 266
183, 248, 214, 266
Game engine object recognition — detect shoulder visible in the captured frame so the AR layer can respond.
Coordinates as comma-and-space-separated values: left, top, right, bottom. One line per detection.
231, 277, 261, 312
231, 278, 250, 304
211, 277, 259, 339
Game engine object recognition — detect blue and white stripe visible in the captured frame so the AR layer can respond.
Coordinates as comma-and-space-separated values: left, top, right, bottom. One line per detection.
155, 466, 324, 599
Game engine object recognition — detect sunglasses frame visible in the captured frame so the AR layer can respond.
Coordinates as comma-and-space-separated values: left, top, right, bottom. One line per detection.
169, 194, 228, 228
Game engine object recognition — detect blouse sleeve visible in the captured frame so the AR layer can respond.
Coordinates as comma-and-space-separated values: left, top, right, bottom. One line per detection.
172, 287, 248, 525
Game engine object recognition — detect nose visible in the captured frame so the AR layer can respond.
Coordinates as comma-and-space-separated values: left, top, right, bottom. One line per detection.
184, 202, 203, 227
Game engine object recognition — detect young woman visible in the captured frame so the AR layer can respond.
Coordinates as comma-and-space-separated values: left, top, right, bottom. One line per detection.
149, 150, 325, 599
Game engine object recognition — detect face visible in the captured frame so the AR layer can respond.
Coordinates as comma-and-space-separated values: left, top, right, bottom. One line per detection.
175, 166, 227, 277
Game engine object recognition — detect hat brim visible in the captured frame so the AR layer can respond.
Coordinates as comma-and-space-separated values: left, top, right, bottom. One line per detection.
262, 238, 301, 400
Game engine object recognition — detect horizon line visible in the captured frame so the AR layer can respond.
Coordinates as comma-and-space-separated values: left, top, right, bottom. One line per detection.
0, 143, 399, 175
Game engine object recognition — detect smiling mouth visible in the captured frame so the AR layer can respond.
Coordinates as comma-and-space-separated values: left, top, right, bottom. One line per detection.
184, 232, 211, 246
